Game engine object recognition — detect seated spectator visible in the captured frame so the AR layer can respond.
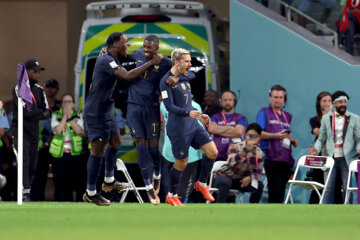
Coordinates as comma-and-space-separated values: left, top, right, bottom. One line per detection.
337, 0, 360, 55
203, 89, 222, 117
208, 90, 247, 160
213, 123, 264, 203
297, 0, 336, 31
50, 93, 84, 201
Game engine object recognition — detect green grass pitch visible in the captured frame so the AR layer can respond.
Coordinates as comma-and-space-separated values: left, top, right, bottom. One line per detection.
1, 202, 359, 240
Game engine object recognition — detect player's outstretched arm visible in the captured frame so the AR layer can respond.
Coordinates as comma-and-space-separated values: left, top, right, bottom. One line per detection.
114, 54, 164, 82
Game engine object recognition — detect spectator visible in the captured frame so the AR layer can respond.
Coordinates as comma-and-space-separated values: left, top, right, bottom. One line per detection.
214, 123, 264, 203
337, 0, 360, 55
308, 91, 343, 204
208, 90, 247, 160
50, 93, 84, 201
203, 89, 222, 117
256, 84, 298, 203
297, 0, 336, 31
12, 59, 50, 201
44, 79, 61, 113
0, 101, 10, 149
32, 78, 61, 201
0, 101, 10, 199
308, 90, 360, 204
160, 99, 204, 203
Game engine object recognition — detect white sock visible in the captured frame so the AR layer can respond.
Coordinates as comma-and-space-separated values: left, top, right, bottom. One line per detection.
104, 176, 115, 183
168, 192, 173, 198
199, 181, 207, 187
153, 173, 161, 180
86, 189, 96, 196
145, 184, 154, 191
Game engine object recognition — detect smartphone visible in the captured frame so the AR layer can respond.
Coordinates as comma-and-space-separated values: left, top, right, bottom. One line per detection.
283, 130, 291, 134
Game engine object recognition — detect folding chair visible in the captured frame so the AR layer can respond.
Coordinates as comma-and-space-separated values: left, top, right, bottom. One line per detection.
116, 159, 147, 203
344, 160, 360, 204
207, 160, 240, 203
285, 155, 334, 204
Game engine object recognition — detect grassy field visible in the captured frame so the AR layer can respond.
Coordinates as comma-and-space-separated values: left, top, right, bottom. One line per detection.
0, 202, 359, 240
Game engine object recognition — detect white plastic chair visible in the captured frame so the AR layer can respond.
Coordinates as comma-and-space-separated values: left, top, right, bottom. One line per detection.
285, 155, 334, 204
344, 160, 360, 204
207, 160, 240, 203
116, 159, 146, 203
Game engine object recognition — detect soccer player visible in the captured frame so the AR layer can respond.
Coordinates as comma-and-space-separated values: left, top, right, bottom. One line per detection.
159, 48, 218, 206
126, 35, 173, 205
83, 32, 163, 206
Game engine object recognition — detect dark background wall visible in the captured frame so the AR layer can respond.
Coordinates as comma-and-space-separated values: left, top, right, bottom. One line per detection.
0, 0, 228, 104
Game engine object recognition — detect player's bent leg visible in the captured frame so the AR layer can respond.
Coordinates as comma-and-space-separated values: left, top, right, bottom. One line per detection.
83, 140, 110, 206
148, 138, 161, 194
102, 134, 130, 193
194, 141, 218, 202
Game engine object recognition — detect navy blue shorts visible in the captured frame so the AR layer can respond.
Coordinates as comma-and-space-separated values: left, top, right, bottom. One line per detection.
169, 127, 212, 160
84, 115, 119, 144
126, 103, 160, 139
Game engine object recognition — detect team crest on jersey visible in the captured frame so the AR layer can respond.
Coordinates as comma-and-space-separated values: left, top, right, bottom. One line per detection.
180, 151, 185, 156
181, 83, 186, 90
153, 65, 159, 72
186, 82, 191, 90
131, 128, 136, 134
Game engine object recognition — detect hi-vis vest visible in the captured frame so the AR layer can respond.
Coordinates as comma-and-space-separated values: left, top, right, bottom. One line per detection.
49, 109, 83, 158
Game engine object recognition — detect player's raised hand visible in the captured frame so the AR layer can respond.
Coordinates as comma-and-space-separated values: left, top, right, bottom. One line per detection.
99, 47, 108, 56
166, 76, 179, 87
151, 54, 164, 65
189, 110, 201, 119
199, 114, 210, 127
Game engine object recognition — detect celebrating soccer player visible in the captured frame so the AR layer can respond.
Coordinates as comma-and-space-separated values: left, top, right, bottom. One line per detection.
159, 48, 218, 206
126, 35, 174, 205
83, 32, 163, 206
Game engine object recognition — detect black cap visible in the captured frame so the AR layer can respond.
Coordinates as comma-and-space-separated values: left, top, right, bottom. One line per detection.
24, 59, 45, 71
45, 78, 59, 89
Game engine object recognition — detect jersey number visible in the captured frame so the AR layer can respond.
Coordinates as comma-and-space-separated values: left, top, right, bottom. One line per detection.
184, 94, 189, 104
152, 122, 159, 133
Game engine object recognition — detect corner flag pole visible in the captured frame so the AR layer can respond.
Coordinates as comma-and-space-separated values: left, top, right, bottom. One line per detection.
16, 63, 32, 205
17, 97, 23, 205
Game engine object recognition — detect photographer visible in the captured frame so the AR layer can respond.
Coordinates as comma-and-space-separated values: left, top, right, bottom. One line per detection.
213, 123, 265, 203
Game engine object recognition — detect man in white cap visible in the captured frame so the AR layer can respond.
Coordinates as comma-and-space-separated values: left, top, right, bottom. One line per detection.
308, 90, 360, 203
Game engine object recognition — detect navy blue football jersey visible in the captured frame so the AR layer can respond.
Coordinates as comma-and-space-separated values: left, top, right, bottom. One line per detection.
84, 53, 121, 120
127, 50, 172, 106
160, 70, 201, 136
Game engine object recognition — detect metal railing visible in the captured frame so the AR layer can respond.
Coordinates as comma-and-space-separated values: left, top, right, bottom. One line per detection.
279, 1, 338, 49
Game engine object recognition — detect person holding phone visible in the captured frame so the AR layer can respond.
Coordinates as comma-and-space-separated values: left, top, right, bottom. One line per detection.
213, 123, 265, 203
256, 85, 298, 203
